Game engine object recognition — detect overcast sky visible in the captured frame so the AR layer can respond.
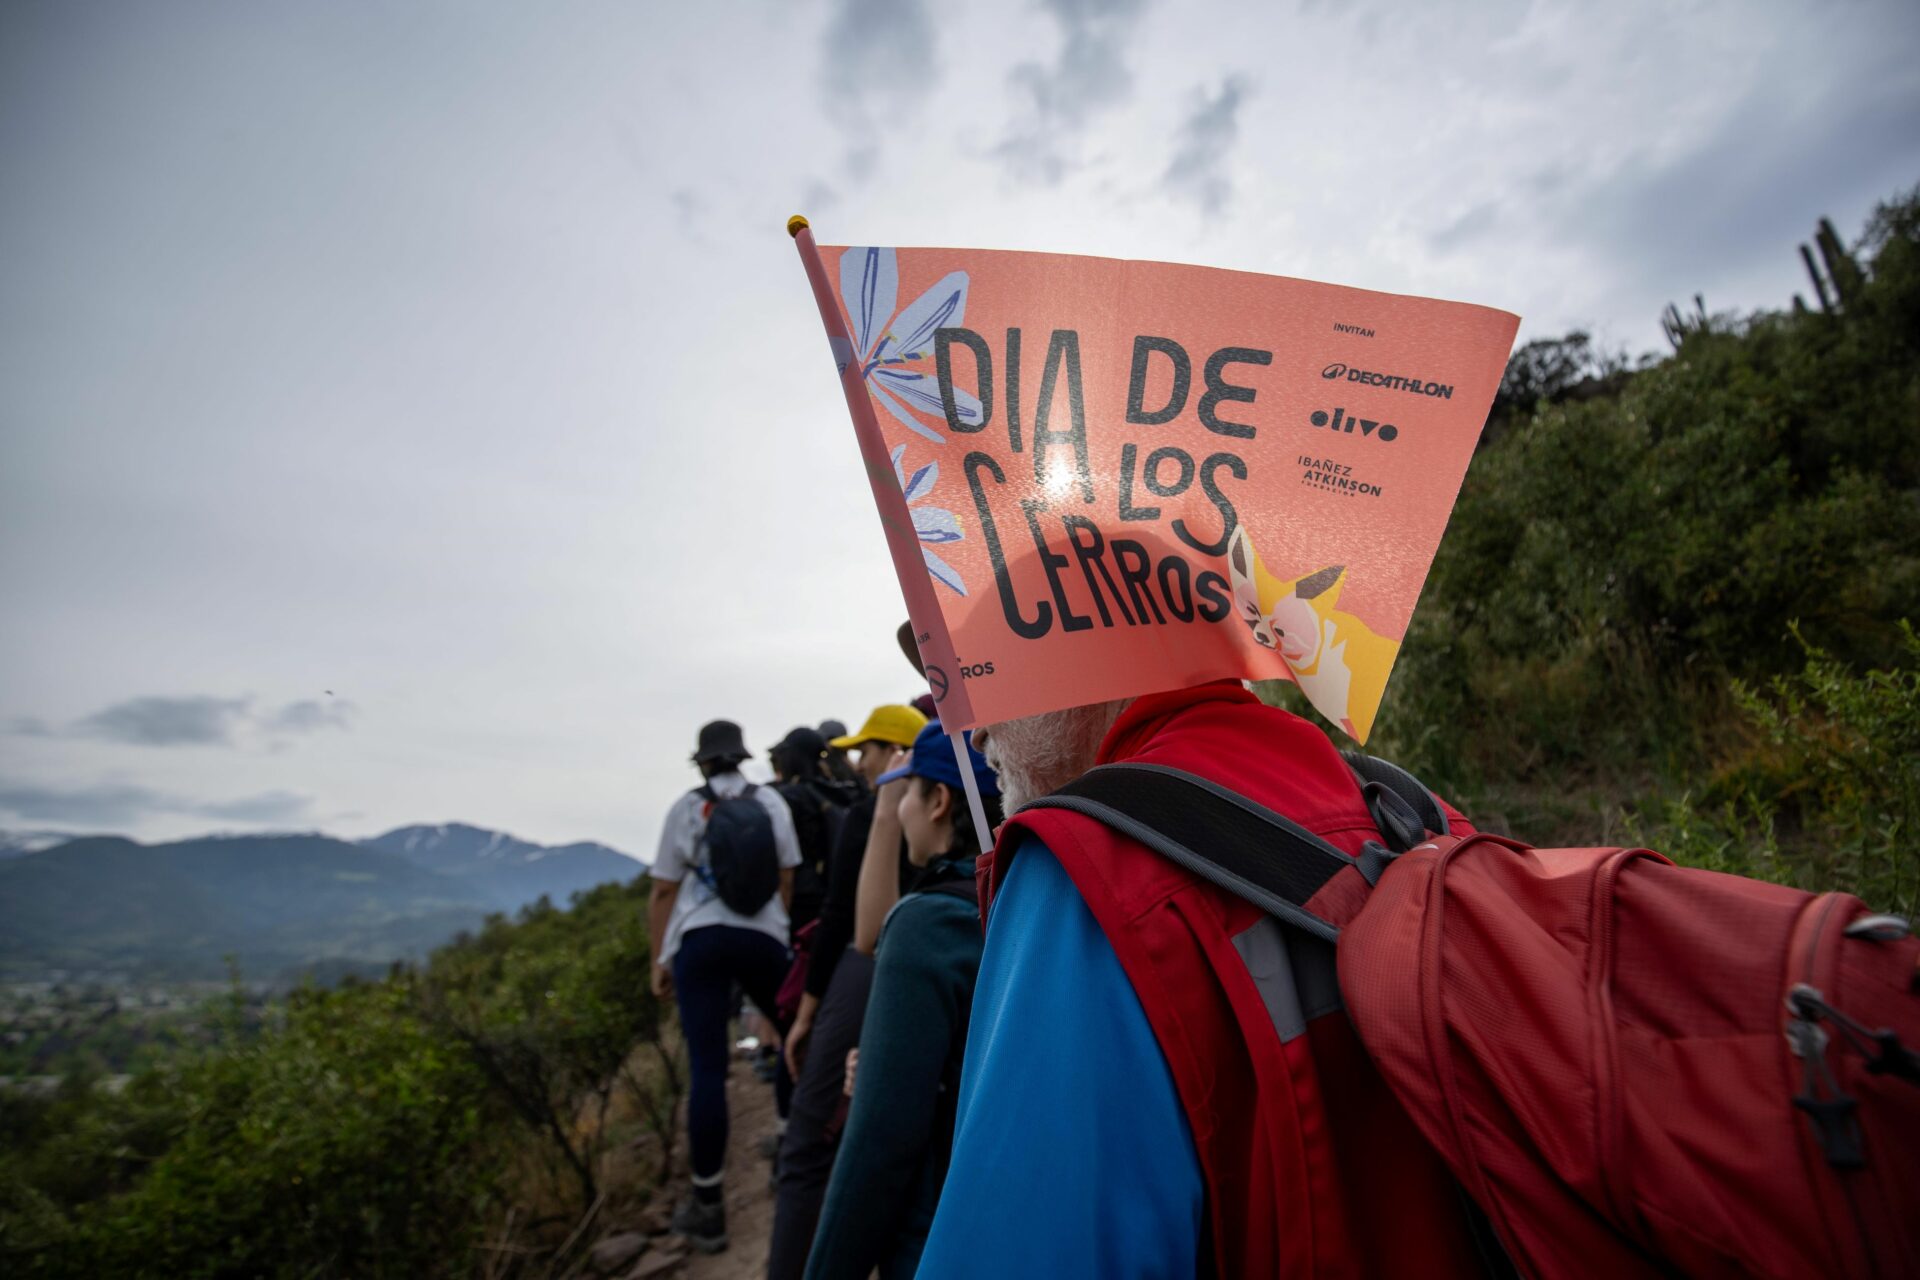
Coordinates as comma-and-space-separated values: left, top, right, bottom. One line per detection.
2, 0, 1916, 859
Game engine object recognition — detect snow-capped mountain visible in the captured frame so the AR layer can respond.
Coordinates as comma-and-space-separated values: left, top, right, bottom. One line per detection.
0, 829, 89, 858
361, 823, 641, 909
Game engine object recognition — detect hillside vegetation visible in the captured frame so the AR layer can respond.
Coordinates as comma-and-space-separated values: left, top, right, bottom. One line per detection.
4, 187, 1917, 1276
1327, 184, 1920, 914
1, 881, 678, 1278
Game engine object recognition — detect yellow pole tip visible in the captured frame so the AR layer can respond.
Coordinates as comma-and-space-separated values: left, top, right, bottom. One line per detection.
786, 214, 810, 237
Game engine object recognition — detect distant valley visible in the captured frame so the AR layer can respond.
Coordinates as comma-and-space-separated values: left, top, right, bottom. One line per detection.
0, 823, 644, 985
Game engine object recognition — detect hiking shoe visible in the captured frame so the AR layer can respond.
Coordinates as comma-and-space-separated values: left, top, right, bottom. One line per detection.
670, 1194, 728, 1254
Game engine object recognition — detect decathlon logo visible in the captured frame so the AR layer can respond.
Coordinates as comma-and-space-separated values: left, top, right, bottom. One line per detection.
1320, 362, 1453, 399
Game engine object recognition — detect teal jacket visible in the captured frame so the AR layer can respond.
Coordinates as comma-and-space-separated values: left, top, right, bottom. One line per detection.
804, 872, 982, 1280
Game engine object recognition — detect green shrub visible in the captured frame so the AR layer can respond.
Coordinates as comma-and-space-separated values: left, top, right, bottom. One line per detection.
1370, 186, 1920, 798
1, 876, 673, 1279
1638, 623, 1920, 913
24, 979, 496, 1279
420, 880, 675, 1210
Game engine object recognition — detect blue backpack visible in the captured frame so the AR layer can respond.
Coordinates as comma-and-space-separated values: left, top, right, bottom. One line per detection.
696, 784, 781, 916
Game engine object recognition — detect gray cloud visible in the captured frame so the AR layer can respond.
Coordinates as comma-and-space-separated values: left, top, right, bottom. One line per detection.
1429, 200, 1499, 254
819, 0, 939, 177
800, 177, 840, 212
265, 699, 354, 734
668, 187, 709, 241
995, 0, 1149, 185
25, 695, 353, 746
75, 695, 252, 746
1475, 57, 1920, 300
1162, 75, 1251, 216
0, 779, 312, 827
192, 789, 314, 823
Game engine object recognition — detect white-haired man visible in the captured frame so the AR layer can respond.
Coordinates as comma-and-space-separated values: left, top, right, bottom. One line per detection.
913, 680, 1486, 1279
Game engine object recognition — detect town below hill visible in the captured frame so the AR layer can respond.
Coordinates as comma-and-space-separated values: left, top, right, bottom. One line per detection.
0, 822, 644, 985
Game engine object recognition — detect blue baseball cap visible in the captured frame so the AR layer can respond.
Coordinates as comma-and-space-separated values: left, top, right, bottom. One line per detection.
876, 720, 1000, 798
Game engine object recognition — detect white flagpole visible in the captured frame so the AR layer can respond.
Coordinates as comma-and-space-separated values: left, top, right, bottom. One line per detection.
949, 728, 996, 859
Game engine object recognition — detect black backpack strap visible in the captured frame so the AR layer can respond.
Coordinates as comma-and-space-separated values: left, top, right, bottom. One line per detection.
923, 878, 979, 907
1021, 763, 1362, 943
1341, 751, 1448, 854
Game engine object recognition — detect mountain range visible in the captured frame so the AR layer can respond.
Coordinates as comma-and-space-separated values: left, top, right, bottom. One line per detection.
0, 824, 643, 985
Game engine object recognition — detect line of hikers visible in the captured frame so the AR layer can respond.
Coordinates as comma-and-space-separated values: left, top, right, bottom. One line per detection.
647, 624, 1920, 1279
648, 679, 995, 1277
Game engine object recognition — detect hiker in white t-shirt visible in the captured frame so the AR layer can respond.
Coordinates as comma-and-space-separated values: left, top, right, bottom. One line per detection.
649, 719, 802, 1254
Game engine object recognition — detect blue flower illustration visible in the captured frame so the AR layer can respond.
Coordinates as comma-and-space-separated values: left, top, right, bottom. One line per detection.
842, 247, 984, 444
892, 443, 966, 596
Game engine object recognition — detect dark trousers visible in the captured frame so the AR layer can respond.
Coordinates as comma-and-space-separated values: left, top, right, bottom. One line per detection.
672, 924, 791, 1181
765, 949, 875, 1280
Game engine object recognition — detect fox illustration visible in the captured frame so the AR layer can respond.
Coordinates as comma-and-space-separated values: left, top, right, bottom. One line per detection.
1226, 525, 1400, 742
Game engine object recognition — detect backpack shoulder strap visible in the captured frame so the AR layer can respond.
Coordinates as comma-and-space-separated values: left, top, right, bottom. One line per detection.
1021, 763, 1373, 943
923, 877, 979, 907
1341, 751, 1448, 852
880, 876, 981, 940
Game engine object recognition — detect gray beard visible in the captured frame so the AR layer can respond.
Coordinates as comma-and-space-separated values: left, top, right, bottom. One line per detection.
981, 699, 1130, 812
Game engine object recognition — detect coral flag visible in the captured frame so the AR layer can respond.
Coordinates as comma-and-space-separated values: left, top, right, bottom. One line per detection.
792, 223, 1519, 740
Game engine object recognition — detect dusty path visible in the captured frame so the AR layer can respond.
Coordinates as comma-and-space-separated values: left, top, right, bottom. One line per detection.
682, 1057, 781, 1280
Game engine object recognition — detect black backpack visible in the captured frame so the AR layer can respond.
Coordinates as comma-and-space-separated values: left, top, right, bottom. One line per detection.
696, 783, 781, 916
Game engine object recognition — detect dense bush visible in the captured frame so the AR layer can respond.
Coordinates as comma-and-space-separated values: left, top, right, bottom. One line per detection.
1376, 189, 1919, 788
1347, 184, 1920, 910
0, 877, 671, 1279
1635, 624, 1920, 914
420, 882, 675, 1207
1, 979, 494, 1278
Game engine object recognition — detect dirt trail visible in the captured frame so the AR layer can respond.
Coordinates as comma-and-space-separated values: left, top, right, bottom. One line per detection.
682, 1059, 780, 1280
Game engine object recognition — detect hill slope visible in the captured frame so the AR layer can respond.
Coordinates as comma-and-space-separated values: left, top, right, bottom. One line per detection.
0, 825, 643, 982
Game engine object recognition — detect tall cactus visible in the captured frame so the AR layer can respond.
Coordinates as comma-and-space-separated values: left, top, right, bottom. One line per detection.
1814, 217, 1864, 308
1800, 243, 1834, 312
1660, 293, 1710, 350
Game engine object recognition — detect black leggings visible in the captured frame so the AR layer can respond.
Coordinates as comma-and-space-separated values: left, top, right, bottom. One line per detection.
765, 949, 875, 1280
672, 924, 790, 1180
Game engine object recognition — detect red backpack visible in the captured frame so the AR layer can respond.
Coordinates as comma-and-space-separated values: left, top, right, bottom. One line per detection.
1027, 758, 1920, 1279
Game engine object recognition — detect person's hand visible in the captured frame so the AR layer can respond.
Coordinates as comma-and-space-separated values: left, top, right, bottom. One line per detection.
843, 1047, 859, 1098
650, 964, 673, 1001
785, 1002, 815, 1079
875, 760, 911, 816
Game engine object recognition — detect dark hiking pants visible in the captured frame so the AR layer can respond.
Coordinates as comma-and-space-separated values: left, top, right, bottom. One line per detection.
672, 924, 790, 1181
765, 949, 876, 1280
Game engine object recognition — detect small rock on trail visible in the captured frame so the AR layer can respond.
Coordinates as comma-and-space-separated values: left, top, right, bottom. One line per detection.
591, 1231, 649, 1274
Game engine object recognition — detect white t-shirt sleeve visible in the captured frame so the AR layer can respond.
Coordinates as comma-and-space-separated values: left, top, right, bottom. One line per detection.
652, 792, 696, 883
760, 788, 804, 870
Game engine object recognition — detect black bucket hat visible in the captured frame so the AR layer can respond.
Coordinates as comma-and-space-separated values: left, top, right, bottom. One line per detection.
692, 719, 751, 765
